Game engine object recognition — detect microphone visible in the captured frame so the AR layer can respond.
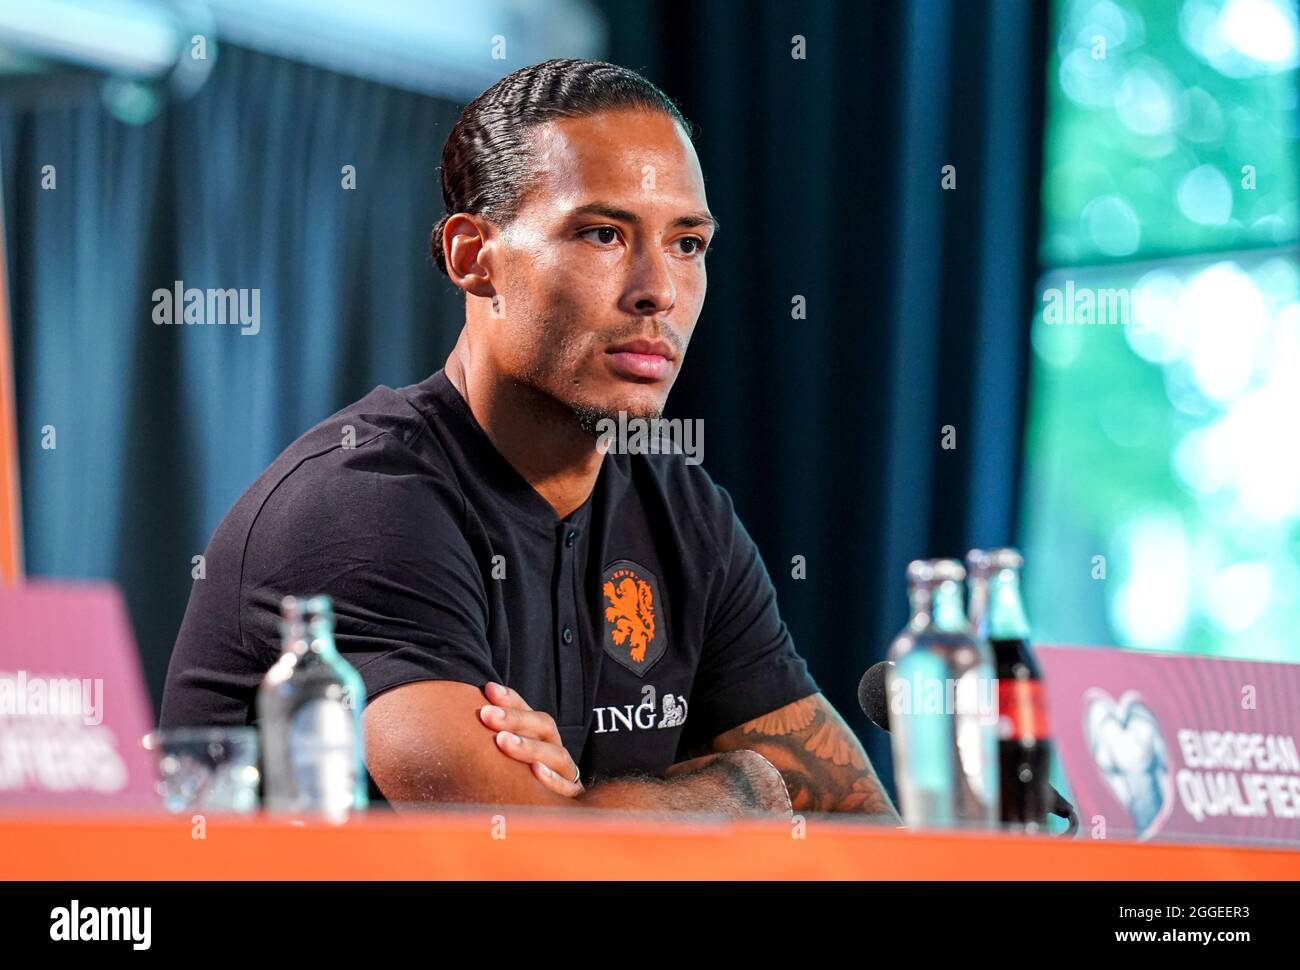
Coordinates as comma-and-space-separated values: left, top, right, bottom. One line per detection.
857, 660, 893, 734
858, 661, 1079, 836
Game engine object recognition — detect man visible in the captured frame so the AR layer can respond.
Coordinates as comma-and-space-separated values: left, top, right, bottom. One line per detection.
161, 58, 897, 820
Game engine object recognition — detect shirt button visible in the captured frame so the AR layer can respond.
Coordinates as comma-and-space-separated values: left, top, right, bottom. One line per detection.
565, 530, 577, 548
562, 626, 574, 645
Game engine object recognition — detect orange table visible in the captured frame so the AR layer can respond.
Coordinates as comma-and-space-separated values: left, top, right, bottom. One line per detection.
1, 810, 1297, 880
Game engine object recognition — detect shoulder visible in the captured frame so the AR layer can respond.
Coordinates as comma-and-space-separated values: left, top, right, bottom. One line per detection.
267, 391, 465, 535
625, 446, 740, 563
209, 383, 468, 567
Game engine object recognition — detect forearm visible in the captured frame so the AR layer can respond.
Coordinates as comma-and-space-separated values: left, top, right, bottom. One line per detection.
701, 694, 900, 820
577, 750, 791, 816
382, 747, 790, 816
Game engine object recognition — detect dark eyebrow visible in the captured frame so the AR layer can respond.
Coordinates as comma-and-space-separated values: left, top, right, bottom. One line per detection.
568, 201, 720, 234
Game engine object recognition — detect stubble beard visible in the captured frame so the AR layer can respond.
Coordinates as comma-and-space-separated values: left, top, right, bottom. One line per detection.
522, 368, 664, 439
569, 395, 663, 436
514, 315, 666, 438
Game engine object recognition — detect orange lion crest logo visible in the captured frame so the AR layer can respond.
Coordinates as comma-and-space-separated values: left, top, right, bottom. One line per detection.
603, 569, 656, 663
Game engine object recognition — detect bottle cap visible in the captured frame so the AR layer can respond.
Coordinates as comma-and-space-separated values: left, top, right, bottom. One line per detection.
929, 558, 966, 583
278, 595, 310, 651
986, 548, 1024, 572
905, 559, 934, 585
280, 595, 303, 621
965, 548, 990, 578
303, 594, 334, 619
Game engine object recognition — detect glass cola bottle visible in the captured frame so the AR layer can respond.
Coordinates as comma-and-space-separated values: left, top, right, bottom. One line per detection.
971, 548, 1052, 832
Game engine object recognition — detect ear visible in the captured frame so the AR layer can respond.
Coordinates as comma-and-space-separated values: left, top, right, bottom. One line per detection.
443, 213, 496, 299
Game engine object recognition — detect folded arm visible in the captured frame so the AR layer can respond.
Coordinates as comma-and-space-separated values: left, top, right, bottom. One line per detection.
364, 680, 791, 816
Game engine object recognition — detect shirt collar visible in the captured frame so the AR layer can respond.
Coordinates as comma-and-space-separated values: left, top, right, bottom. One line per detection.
415, 369, 604, 530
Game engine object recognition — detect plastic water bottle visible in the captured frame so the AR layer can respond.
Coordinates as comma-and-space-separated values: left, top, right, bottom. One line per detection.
885, 559, 999, 829
258, 595, 367, 822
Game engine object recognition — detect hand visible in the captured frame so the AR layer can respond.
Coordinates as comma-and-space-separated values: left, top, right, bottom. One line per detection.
478, 682, 584, 798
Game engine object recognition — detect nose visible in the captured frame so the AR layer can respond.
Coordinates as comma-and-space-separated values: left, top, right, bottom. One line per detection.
620, 238, 676, 316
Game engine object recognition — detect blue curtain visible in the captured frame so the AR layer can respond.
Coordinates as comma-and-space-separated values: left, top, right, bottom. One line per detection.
1, 45, 467, 696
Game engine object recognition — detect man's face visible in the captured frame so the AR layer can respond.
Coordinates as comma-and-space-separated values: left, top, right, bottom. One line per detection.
481, 108, 714, 428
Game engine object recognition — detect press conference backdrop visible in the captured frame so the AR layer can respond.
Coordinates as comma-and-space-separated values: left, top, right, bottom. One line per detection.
1, 0, 1291, 802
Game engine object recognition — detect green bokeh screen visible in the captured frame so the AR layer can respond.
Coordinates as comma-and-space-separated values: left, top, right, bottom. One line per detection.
1023, 0, 1300, 660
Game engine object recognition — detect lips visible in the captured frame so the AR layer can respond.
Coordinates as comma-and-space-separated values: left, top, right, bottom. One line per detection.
606, 338, 675, 361
605, 338, 675, 382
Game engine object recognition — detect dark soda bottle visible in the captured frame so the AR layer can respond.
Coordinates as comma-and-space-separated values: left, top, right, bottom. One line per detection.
969, 548, 1052, 832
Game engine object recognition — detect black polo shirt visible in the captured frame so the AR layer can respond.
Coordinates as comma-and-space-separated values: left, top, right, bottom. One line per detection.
160, 369, 820, 803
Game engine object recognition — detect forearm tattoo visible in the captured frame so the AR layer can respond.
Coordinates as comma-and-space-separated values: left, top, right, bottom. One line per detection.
699, 694, 899, 818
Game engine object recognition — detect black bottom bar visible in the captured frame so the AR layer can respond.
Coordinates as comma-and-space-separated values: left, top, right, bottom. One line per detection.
0, 880, 1293, 954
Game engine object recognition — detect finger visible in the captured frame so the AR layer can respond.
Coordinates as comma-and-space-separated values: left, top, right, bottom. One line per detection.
479, 705, 560, 744
531, 759, 584, 798
484, 681, 532, 712
493, 730, 579, 786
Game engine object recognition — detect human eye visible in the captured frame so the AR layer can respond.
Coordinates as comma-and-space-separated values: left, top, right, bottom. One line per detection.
675, 236, 710, 258
578, 226, 621, 247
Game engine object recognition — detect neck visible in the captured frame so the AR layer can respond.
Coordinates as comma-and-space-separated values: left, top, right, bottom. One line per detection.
445, 329, 604, 520
930, 581, 970, 633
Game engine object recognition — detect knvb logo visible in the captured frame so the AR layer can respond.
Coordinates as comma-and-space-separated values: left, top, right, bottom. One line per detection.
152, 280, 261, 335
600, 560, 666, 676
592, 684, 688, 734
